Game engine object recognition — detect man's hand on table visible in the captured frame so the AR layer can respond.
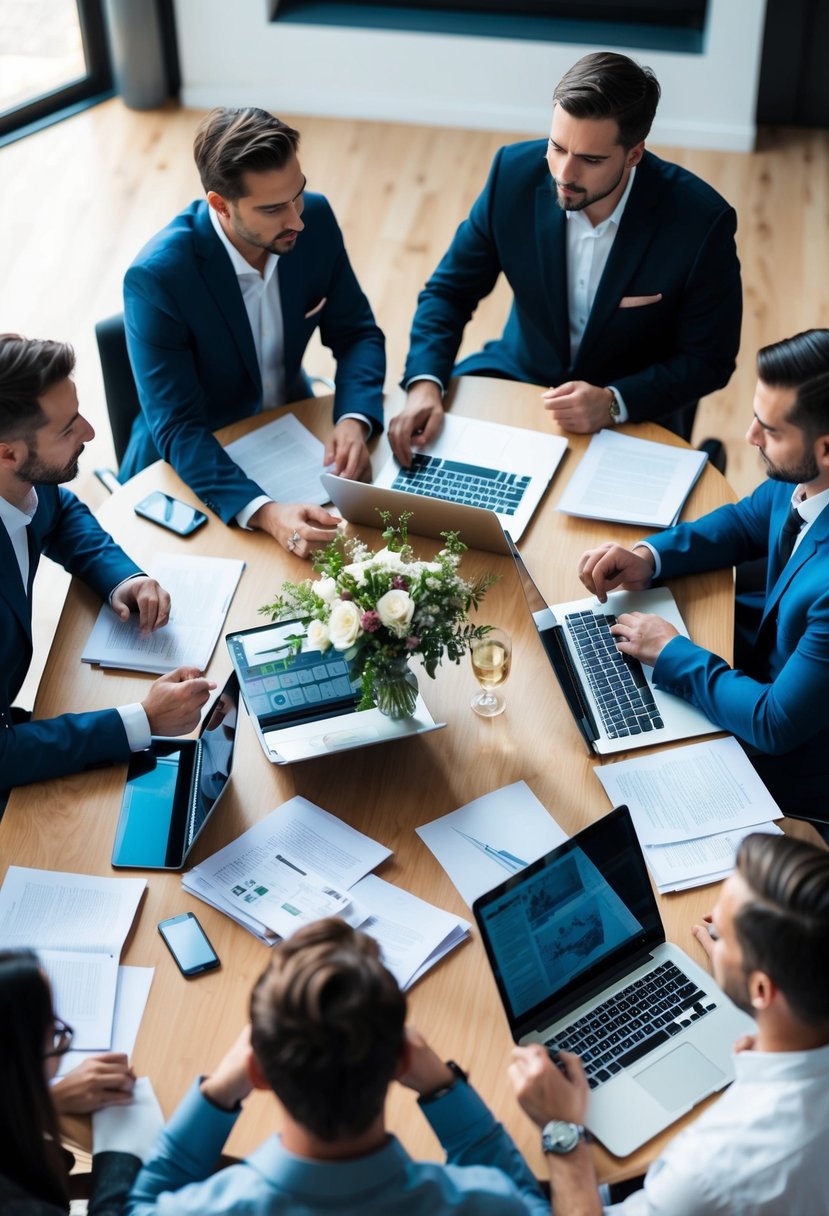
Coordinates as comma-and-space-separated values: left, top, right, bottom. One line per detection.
578, 542, 656, 603
388, 381, 445, 467
323, 418, 372, 482
112, 576, 171, 637
542, 381, 615, 434
52, 1053, 136, 1114
142, 667, 215, 736
248, 500, 342, 560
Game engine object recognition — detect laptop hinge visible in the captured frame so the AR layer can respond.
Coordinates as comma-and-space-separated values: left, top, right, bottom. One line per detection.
526, 944, 660, 1035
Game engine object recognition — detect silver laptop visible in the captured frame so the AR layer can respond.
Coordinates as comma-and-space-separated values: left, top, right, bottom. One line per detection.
507, 534, 719, 754
226, 620, 445, 764
371, 413, 568, 542
473, 804, 753, 1157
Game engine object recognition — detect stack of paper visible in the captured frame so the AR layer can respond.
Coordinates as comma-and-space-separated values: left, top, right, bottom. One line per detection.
594, 737, 784, 892
224, 413, 328, 506
557, 429, 708, 528
0, 868, 146, 1050
82, 553, 245, 674
183, 796, 470, 989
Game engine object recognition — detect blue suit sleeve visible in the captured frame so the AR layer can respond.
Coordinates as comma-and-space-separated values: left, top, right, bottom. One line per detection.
421, 1082, 549, 1215
1, 708, 130, 792
402, 150, 507, 389
124, 265, 267, 523
612, 206, 742, 423
46, 489, 142, 598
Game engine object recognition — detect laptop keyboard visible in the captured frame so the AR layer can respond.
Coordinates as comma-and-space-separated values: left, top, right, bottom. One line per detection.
564, 610, 665, 739
391, 454, 531, 516
545, 960, 718, 1090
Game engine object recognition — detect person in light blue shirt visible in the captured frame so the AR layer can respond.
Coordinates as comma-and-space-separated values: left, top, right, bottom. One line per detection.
126, 918, 550, 1215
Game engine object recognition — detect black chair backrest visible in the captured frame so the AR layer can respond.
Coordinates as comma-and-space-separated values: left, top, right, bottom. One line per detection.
95, 313, 142, 467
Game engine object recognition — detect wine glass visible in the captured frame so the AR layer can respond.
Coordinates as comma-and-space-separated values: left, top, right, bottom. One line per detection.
470, 628, 512, 717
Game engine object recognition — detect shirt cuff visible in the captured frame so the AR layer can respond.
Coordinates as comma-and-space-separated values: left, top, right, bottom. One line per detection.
607, 386, 629, 424
635, 540, 661, 580
404, 374, 446, 396
337, 412, 372, 438
117, 703, 152, 752
236, 495, 273, 530
108, 573, 147, 605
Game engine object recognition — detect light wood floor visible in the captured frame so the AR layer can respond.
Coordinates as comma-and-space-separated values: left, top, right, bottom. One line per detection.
2, 99, 828, 701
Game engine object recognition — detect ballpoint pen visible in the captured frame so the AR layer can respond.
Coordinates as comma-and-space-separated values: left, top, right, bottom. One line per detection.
452, 827, 527, 873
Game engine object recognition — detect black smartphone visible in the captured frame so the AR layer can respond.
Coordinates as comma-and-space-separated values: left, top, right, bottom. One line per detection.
134, 491, 208, 536
158, 912, 220, 977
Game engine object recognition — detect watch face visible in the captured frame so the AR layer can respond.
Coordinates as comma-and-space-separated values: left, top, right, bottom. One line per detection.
542, 1120, 582, 1154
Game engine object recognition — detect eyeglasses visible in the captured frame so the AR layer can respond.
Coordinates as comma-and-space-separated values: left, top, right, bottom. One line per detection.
43, 1017, 74, 1058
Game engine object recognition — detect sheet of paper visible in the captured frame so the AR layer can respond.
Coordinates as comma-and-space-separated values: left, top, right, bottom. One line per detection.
0, 867, 146, 956
646, 822, 784, 892
594, 737, 783, 846
556, 429, 707, 528
82, 553, 244, 674
212, 850, 360, 939
224, 412, 328, 505
350, 874, 470, 990
58, 965, 154, 1076
39, 948, 118, 1051
181, 872, 277, 944
92, 1076, 165, 1163
416, 781, 567, 906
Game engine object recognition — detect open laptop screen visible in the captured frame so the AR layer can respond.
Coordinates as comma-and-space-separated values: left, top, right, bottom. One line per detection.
474, 806, 664, 1037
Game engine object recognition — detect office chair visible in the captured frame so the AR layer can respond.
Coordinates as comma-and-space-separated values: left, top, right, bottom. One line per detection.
94, 312, 142, 491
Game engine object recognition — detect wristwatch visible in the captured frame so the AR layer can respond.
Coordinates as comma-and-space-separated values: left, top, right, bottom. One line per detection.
541, 1119, 590, 1155
419, 1059, 468, 1104
606, 388, 622, 424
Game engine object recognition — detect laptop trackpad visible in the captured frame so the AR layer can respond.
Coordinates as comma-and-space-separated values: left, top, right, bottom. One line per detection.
634, 1043, 724, 1111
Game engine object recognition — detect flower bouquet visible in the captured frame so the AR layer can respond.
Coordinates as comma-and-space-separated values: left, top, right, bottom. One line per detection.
260, 513, 497, 719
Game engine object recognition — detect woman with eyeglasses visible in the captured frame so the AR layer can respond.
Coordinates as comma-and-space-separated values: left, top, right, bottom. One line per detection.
0, 949, 139, 1214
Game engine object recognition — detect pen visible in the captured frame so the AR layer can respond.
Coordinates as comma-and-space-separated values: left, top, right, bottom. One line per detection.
452, 828, 528, 873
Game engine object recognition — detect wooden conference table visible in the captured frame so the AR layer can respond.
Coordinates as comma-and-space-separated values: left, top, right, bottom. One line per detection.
2, 376, 807, 1185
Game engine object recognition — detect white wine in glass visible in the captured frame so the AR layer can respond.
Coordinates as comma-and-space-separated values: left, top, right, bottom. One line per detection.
470, 629, 512, 717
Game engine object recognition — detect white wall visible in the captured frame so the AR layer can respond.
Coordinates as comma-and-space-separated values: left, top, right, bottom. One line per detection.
174, 0, 767, 151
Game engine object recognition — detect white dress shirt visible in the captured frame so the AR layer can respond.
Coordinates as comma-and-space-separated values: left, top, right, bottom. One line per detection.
607, 1042, 829, 1215
0, 489, 150, 752
565, 166, 636, 422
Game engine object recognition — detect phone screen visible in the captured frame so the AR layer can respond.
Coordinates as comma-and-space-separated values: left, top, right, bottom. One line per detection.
158, 913, 219, 976
135, 492, 207, 535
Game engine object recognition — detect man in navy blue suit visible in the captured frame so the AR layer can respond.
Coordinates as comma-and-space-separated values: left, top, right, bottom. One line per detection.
579, 330, 829, 822
391, 52, 741, 464
121, 107, 386, 560
0, 334, 213, 802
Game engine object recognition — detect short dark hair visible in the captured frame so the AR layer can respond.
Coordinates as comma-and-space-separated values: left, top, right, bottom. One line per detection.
193, 107, 301, 200
553, 51, 661, 148
250, 918, 406, 1141
757, 329, 829, 442
0, 333, 75, 443
735, 833, 829, 1028
0, 951, 68, 1207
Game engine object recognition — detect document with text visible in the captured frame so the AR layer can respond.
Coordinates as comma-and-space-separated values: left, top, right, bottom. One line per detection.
82, 553, 244, 674
224, 412, 328, 505
0, 868, 146, 1050
556, 429, 708, 528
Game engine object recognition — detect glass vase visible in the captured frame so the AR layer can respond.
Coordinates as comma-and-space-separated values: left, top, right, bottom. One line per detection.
371, 657, 419, 719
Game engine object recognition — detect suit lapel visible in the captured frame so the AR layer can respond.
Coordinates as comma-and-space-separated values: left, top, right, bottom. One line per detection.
192, 203, 262, 392
760, 497, 829, 631
574, 156, 662, 372
0, 517, 33, 641
535, 181, 570, 367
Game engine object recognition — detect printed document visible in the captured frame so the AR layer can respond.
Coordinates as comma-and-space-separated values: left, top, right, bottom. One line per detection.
224, 413, 328, 505
556, 429, 707, 527
0, 868, 145, 1050
83, 553, 244, 674
57, 965, 154, 1077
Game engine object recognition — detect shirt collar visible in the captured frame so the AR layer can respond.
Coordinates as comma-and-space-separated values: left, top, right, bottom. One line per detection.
245, 1134, 414, 1199
792, 483, 829, 526
209, 204, 279, 284
565, 164, 637, 236
0, 486, 38, 531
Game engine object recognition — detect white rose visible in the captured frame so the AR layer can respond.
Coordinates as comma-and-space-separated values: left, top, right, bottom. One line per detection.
328, 600, 363, 650
305, 619, 331, 652
376, 589, 415, 637
315, 576, 338, 604
342, 561, 368, 585
372, 547, 407, 571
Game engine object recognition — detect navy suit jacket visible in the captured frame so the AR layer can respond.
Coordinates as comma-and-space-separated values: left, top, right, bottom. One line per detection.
1, 487, 140, 795
121, 196, 386, 522
403, 144, 742, 426
648, 480, 829, 818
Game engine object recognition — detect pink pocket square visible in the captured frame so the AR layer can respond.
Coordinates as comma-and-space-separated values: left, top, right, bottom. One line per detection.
619, 293, 663, 309
304, 297, 327, 319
